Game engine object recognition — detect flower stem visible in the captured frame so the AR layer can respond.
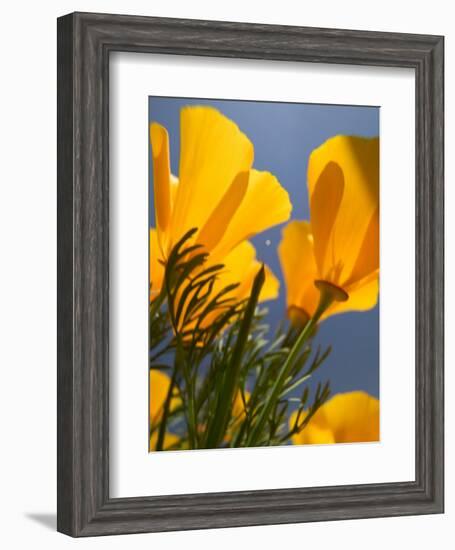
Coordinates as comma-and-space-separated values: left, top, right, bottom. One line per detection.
155, 361, 178, 451
245, 283, 339, 446
149, 284, 167, 320
182, 349, 198, 449
204, 265, 265, 449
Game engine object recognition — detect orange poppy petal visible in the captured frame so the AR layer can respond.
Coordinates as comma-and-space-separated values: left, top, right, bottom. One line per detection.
150, 228, 165, 302
291, 391, 379, 445
309, 161, 345, 279
196, 171, 249, 252
170, 106, 254, 246
150, 123, 172, 253
213, 169, 292, 259
278, 221, 320, 317
322, 391, 380, 442
308, 136, 379, 287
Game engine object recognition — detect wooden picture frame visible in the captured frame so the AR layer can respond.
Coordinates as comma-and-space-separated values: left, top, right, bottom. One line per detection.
57, 12, 444, 536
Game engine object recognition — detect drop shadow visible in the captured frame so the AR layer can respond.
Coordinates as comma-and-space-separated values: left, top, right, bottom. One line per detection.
25, 513, 56, 531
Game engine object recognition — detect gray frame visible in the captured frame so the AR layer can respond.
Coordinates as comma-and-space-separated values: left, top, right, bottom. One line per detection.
57, 12, 444, 537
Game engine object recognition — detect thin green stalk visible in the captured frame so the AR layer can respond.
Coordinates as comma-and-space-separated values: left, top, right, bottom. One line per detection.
204, 266, 265, 449
182, 350, 198, 448
161, 242, 199, 450
149, 284, 167, 320
245, 285, 337, 446
155, 362, 178, 451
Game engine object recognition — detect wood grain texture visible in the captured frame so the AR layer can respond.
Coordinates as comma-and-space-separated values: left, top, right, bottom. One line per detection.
57, 11, 444, 537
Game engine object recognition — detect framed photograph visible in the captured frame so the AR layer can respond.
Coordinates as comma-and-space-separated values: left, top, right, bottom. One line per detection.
57, 12, 444, 536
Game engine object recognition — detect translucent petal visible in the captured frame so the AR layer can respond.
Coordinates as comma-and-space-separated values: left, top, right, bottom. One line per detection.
149, 228, 165, 302
150, 123, 172, 253
196, 171, 249, 253
308, 136, 379, 286
321, 391, 380, 442
170, 106, 254, 245
291, 391, 380, 445
309, 161, 344, 278
149, 370, 172, 426
212, 169, 292, 259
278, 221, 320, 318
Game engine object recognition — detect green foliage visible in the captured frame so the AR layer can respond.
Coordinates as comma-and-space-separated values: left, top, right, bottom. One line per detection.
149, 229, 331, 451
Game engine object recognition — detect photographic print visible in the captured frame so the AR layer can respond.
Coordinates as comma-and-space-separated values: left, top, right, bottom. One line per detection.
57, 14, 444, 535
149, 97, 379, 452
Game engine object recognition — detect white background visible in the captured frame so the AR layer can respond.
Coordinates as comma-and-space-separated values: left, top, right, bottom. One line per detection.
0, 1, 451, 549
110, 53, 415, 497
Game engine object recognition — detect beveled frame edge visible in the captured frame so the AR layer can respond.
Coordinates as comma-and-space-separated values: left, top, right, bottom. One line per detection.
57, 11, 444, 537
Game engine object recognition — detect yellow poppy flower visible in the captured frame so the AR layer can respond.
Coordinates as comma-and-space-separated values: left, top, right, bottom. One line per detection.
149, 370, 181, 451
150, 106, 290, 322
290, 391, 380, 445
150, 106, 292, 262
278, 135, 379, 322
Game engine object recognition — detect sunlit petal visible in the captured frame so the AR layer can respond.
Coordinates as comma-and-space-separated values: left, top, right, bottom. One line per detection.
260, 264, 280, 301
343, 206, 379, 287
213, 169, 292, 259
291, 391, 379, 445
170, 106, 254, 244
150, 228, 164, 302
192, 242, 279, 332
278, 221, 320, 318
196, 171, 249, 252
309, 161, 344, 279
150, 123, 172, 254
290, 409, 335, 445
322, 391, 380, 442
220, 241, 279, 303
149, 370, 172, 426
308, 136, 379, 286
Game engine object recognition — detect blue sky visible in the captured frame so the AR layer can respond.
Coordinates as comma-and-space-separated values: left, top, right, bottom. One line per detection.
149, 97, 380, 399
